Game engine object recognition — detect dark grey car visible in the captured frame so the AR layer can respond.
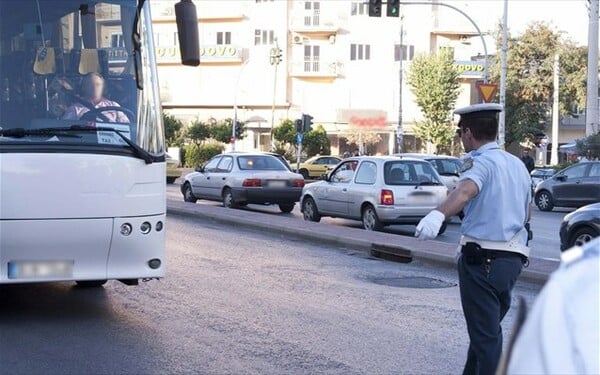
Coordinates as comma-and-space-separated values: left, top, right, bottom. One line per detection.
534, 162, 600, 211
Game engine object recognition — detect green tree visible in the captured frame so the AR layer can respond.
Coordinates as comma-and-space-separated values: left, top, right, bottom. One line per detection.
406, 49, 461, 153
187, 120, 210, 146
273, 119, 330, 157
273, 119, 297, 146
162, 112, 184, 147
576, 133, 600, 160
489, 22, 588, 146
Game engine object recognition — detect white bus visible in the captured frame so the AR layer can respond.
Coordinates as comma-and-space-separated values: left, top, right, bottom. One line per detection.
0, 0, 199, 286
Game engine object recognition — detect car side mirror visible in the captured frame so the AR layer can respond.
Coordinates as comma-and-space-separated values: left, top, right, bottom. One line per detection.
555, 174, 567, 181
195, 166, 204, 173
175, 0, 200, 66
320, 174, 329, 181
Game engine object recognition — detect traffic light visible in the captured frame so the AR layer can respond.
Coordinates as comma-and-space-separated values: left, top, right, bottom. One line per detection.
270, 47, 282, 65
295, 119, 303, 133
234, 121, 243, 138
368, 0, 382, 17
387, 0, 400, 17
302, 113, 314, 133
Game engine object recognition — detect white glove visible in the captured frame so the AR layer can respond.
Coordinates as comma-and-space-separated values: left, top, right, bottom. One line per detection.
415, 210, 445, 241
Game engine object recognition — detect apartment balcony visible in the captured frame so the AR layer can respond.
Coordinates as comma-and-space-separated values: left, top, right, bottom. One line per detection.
290, 60, 341, 79
290, 11, 345, 35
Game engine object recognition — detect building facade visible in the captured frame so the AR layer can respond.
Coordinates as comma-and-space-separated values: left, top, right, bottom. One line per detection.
150, 0, 488, 154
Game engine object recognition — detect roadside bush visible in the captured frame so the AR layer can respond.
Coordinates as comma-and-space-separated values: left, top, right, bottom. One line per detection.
184, 143, 224, 168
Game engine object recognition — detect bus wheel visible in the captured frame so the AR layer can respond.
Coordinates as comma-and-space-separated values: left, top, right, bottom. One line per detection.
76, 280, 107, 288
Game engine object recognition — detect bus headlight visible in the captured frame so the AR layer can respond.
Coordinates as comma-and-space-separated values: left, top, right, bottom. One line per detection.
120, 223, 133, 236
140, 222, 152, 234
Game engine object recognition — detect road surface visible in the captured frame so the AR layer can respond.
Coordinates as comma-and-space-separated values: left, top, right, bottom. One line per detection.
0, 214, 541, 374
167, 184, 569, 260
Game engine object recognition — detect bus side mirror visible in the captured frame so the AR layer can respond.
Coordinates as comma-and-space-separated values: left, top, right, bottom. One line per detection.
175, 0, 200, 66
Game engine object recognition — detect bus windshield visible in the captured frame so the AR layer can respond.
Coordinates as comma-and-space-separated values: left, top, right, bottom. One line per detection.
0, 0, 164, 156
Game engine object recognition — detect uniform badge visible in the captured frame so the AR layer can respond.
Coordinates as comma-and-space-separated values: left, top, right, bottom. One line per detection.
460, 158, 474, 173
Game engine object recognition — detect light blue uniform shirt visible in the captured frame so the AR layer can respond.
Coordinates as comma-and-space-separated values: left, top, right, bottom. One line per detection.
459, 142, 531, 243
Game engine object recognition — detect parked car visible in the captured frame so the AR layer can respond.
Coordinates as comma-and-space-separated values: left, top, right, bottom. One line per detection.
530, 168, 555, 191
301, 156, 449, 231
166, 154, 181, 184
296, 155, 342, 179
534, 162, 600, 211
394, 153, 462, 191
559, 203, 600, 251
181, 153, 305, 212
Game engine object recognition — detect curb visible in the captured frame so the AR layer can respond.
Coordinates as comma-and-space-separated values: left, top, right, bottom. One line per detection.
167, 199, 558, 285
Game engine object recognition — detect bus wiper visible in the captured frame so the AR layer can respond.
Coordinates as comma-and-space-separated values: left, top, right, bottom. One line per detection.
69, 125, 154, 164
0, 127, 81, 138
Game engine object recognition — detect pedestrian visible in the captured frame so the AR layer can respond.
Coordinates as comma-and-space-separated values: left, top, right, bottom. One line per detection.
504, 238, 599, 375
414, 103, 532, 375
520, 149, 535, 173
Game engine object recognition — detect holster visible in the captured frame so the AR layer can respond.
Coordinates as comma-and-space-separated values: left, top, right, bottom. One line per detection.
462, 242, 484, 265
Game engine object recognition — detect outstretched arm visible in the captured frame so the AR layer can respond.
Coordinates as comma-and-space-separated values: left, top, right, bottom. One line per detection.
436, 179, 479, 219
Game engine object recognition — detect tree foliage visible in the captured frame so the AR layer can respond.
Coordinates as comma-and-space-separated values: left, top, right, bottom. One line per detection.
183, 143, 225, 168
489, 21, 588, 145
187, 120, 211, 145
406, 49, 461, 153
576, 133, 600, 160
162, 112, 184, 147
340, 130, 382, 153
273, 119, 330, 158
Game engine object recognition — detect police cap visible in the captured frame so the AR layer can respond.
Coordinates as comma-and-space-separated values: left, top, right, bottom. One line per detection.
454, 103, 503, 123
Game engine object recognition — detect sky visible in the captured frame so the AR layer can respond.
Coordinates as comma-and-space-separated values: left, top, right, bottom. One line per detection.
453, 0, 591, 46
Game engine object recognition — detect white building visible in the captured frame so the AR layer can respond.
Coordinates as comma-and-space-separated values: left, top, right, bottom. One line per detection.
150, 0, 488, 154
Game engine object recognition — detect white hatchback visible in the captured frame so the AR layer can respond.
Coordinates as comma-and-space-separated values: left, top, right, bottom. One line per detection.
301, 156, 449, 231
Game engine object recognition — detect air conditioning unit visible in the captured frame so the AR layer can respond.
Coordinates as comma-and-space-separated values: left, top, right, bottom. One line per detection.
292, 32, 307, 44
328, 35, 336, 44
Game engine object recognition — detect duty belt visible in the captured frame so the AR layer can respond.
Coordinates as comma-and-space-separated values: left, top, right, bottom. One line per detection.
460, 230, 530, 258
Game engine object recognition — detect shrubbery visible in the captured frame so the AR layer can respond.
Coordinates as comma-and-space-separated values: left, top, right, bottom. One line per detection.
183, 143, 224, 168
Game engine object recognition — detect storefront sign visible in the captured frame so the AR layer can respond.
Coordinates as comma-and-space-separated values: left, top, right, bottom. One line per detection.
453, 61, 485, 77
337, 109, 389, 128
155, 45, 241, 62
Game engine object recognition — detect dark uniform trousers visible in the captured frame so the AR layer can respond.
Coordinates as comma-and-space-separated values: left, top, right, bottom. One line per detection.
457, 252, 523, 375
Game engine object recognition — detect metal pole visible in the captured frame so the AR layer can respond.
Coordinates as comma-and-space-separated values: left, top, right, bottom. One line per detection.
551, 54, 560, 166
403, 1, 489, 83
269, 39, 281, 151
586, 0, 599, 136
396, 13, 404, 154
233, 58, 251, 152
498, 0, 508, 146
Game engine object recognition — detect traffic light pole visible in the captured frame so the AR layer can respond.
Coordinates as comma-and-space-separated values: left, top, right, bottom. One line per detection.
269, 39, 282, 151
396, 13, 404, 154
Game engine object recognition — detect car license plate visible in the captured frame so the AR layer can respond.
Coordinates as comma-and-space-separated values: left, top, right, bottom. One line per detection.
268, 180, 287, 188
410, 194, 433, 203
7, 260, 73, 279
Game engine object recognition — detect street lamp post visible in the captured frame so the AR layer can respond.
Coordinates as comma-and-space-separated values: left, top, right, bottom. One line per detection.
269, 38, 283, 151
233, 57, 251, 152
396, 13, 405, 154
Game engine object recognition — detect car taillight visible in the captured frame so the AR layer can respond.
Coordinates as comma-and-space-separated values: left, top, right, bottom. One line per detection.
242, 178, 262, 187
293, 179, 305, 187
381, 189, 394, 205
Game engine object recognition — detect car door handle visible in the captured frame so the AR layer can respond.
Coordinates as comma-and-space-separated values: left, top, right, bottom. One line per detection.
206, 177, 210, 180
222, 177, 226, 180
342, 188, 347, 192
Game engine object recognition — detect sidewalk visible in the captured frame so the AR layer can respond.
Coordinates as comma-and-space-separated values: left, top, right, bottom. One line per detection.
167, 199, 559, 284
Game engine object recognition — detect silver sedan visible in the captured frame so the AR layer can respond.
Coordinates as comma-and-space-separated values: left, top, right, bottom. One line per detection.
301, 156, 448, 231
181, 153, 305, 212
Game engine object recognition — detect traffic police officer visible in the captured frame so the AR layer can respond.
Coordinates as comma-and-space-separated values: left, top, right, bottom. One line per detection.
414, 103, 531, 375
506, 237, 599, 374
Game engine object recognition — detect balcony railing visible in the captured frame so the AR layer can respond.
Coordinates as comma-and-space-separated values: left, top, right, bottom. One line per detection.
290, 11, 344, 33
291, 60, 340, 78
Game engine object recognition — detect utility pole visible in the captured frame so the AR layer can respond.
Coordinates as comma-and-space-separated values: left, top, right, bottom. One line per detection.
586, 0, 599, 136
551, 54, 560, 166
269, 38, 282, 151
498, 0, 508, 147
397, 13, 405, 154
233, 58, 251, 152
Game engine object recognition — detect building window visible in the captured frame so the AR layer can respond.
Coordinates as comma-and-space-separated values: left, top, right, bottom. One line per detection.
217, 31, 231, 45
350, 43, 370, 61
255, 29, 275, 45
154, 32, 178, 47
304, 1, 320, 26
110, 33, 124, 48
255, 0, 274, 2
394, 44, 415, 61
303, 45, 320, 72
351, 2, 367, 16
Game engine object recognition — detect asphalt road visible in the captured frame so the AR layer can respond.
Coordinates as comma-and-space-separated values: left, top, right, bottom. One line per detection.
0, 215, 541, 375
167, 184, 570, 261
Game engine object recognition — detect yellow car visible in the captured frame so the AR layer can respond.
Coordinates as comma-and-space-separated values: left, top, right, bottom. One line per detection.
166, 154, 182, 184
296, 156, 342, 179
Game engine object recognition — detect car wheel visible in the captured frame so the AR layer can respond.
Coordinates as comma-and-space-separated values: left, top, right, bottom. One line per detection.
222, 188, 237, 209
279, 203, 295, 213
438, 222, 448, 235
302, 197, 321, 222
535, 190, 554, 211
75, 280, 107, 288
569, 227, 599, 248
182, 183, 197, 203
362, 205, 383, 231
166, 177, 176, 184
299, 169, 309, 180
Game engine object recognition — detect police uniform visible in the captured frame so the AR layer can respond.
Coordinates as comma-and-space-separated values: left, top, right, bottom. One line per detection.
453, 104, 531, 375
507, 238, 599, 374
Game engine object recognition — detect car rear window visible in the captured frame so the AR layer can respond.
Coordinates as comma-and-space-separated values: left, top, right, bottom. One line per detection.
384, 161, 442, 185
237, 156, 288, 171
